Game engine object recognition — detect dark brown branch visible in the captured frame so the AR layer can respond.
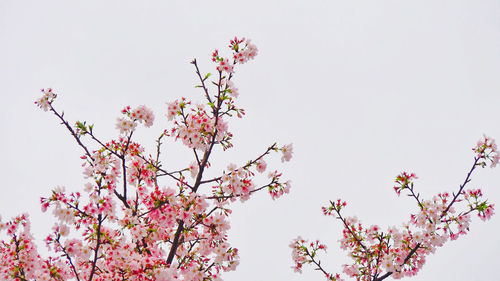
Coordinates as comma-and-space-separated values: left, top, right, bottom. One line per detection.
191, 59, 213, 105
333, 206, 368, 253
88, 214, 104, 281
304, 247, 332, 279
372, 234, 385, 279
442, 157, 480, 215
49, 104, 93, 161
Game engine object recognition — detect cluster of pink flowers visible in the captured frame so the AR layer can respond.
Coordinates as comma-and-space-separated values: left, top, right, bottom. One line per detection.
463, 189, 495, 221
166, 99, 181, 121
216, 58, 234, 74
0, 214, 74, 281
170, 104, 229, 150
116, 105, 155, 135
210, 163, 291, 202
221, 79, 239, 98
218, 163, 256, 201
392, 172, 417, 196
2, 38, 293, 281
292, 135, 496, 281
34, 88, 57, 111
473, 134, 499, 167
267, 171, 291, 200
229, 37, 258, 64
212, 37, 258, 74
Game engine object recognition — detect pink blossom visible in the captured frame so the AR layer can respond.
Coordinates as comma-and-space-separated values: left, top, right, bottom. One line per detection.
189, 161, 199, 179
281, 143, 293, 162
224, 79, 239, 98
473, 134, 499, 167
256, 160, 267, 173
116, 117, 137, 134
131, 105, 155, 127
231, 38, 258, 64
166, 100, 180, 121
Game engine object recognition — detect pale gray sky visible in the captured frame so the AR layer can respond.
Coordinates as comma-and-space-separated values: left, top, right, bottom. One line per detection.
1, 1, 500, 281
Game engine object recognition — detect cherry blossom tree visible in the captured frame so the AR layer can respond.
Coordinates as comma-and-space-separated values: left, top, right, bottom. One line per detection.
291, 136, 498, 281
0, 37, 292, 281
1, 34, 496, 281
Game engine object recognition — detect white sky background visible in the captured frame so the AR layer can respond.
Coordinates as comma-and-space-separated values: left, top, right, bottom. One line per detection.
1, 1, 500, 281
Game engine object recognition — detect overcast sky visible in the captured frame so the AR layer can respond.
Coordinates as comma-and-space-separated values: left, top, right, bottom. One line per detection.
1, 1, 500, 281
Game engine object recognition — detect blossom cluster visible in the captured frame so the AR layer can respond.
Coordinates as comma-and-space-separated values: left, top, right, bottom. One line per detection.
217, 163, 256, 201
170, 103, 230, 150
292, 135, 496, 281
212, 37, 258, 73
0, 214, 73, 281
116, 105, 155, 135
220, 79, 239, 98
473, 134, 499, 167
392, 172, 417, 196
34, 88, 57, 111
229, 37, 258, 64
2, 38, 292, 281
266, 170, 292, 200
